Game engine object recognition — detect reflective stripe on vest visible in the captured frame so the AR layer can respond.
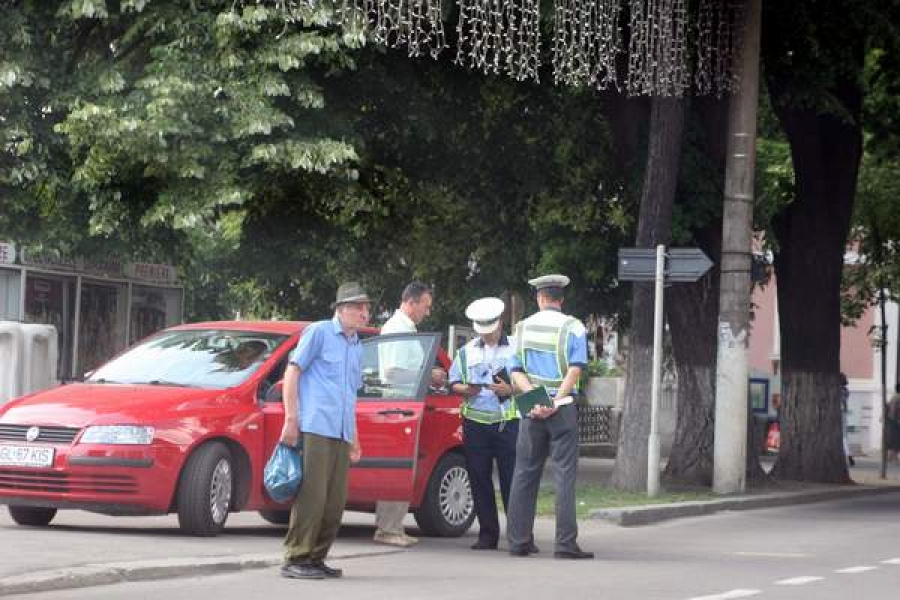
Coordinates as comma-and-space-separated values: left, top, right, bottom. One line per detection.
515, 316, 578, 391
456, 346, 518, 423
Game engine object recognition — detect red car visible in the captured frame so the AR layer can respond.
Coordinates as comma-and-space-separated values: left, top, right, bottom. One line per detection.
0, 321, 474, 536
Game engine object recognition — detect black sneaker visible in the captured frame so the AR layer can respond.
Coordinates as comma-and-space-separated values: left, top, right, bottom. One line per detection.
554, 546, 594, 560
311, 560, 343, 578
281, 561, 326, 580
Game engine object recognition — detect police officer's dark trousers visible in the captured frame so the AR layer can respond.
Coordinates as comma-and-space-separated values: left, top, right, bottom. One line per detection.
506, 403, 579, 553
463, 417, 519, 546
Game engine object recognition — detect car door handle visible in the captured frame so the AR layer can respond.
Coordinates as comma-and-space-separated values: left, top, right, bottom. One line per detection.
377, 409, 415, 417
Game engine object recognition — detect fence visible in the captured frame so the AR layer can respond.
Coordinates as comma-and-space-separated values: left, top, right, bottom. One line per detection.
577, 404, 614, 444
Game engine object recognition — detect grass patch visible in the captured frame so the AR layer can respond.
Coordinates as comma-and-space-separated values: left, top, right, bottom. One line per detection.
534, 484, 717, 519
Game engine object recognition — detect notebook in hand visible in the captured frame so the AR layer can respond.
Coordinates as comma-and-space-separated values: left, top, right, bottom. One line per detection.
514, 386, 553, 415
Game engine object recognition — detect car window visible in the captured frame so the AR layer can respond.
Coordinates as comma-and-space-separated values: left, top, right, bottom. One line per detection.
87, 330, 288, 390
360, 334, 438, 400
259, 356, 289, 402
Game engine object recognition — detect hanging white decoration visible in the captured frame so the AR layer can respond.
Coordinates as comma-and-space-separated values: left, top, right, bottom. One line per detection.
362, 0, 447, 58
627, 0, 689, 97
455, 0, 541, 82
694, 0, 742, 97
551, 0, 623, 90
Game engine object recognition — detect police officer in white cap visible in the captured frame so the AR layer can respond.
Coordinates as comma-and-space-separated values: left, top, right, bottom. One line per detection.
448, 297, 519, 550
506, 274, 593, 559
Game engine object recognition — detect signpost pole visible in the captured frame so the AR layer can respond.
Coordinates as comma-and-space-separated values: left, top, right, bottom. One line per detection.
647, 244, 665, 497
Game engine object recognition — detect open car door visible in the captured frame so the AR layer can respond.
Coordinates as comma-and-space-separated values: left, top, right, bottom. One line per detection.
349, 332, 439, 503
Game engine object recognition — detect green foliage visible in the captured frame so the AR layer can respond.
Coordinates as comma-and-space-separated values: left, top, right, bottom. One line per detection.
2, 1, 630, 327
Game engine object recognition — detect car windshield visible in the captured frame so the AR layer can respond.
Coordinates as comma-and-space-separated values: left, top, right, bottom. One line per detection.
87, 330, 288, 389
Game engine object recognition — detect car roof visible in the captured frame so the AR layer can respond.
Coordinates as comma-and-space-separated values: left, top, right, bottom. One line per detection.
170, 320, 381, 336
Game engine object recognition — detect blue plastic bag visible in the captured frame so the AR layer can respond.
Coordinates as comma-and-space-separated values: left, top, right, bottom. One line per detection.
264, 443, 303, 503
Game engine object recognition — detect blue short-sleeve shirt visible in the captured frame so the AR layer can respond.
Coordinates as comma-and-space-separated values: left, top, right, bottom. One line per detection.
289, 317, 363, 443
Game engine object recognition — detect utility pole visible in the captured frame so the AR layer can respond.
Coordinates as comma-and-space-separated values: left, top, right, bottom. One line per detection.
713, 0, 762, 494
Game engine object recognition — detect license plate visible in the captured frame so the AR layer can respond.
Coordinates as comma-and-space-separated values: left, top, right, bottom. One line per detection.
0, 445, 55, 468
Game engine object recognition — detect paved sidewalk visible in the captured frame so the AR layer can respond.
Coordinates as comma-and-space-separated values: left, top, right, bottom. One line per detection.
2, 455, 898, 597
578, 454, 900, 525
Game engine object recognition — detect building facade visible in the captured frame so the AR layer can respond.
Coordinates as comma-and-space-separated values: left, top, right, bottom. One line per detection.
0, 241, 183, 381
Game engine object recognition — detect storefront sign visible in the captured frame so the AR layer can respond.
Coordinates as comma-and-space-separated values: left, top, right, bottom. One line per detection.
82, 259, 124, 278
20, 248, 81, 272
125, 262, 178, 284
0, 242, 15, 265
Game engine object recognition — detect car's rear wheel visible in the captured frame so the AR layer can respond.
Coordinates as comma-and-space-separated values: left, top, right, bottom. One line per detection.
258, 509, 291, 525
8, 505, 57, 527
413, 452, 474, 537
177, 442, 233, 536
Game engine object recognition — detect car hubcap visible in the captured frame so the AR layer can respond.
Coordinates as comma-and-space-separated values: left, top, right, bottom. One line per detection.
439, 465, 472, 527
209, 458, 233, 524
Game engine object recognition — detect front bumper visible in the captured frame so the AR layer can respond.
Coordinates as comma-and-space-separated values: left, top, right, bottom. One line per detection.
0, 442, 181, 514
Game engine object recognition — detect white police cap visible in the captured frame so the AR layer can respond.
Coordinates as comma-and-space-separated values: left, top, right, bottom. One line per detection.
465, 297, 505, 334
527, 274, 570, 291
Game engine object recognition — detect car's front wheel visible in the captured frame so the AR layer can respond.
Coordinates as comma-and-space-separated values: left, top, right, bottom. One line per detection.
414, 452, 474, 537
8, 505, 57, 527
176, 442, 234, 536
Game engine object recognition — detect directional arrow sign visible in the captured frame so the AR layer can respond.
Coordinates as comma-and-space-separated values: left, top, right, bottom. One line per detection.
665, 248, 714, 282
618, 247, 713, 283
618, 248, 658, 282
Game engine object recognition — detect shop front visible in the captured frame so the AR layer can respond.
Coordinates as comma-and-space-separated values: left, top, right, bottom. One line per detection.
0, 242, 183, 381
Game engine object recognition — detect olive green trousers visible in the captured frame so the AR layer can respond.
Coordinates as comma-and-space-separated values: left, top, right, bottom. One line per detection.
283, 432, 350, 562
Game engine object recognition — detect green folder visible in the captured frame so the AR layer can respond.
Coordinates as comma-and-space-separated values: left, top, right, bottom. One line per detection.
514, 386, 553, 415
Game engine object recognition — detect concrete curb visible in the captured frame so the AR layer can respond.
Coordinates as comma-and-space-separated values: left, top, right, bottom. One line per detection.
590, 484, 900, 526
0, 549, 402, 597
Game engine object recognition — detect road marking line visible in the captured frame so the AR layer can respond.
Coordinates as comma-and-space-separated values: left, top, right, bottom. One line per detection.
881, 558, 900, 565
835, 566, 877, 574
774, 576, 823, 585
732, 552, 809, 558
686, 590, 762, 600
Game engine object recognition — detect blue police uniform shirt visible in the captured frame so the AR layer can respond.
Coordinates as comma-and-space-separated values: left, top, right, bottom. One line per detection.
508, 308, 588, 396
448, 336, 515, 413
289, 316, 362, 443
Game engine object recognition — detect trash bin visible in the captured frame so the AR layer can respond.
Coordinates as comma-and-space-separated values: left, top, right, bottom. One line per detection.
0, 321, 58, 405
0, 322, 24, 403
21, 324, 58, 394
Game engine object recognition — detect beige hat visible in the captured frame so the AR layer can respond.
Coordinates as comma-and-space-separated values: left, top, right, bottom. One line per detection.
331, 282, 371, 307
527, 274, 570, 291
465, 297, 505, 335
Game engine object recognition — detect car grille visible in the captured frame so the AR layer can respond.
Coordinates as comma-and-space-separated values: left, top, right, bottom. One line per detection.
0, 424, 81, 444
0, 470, 138, 495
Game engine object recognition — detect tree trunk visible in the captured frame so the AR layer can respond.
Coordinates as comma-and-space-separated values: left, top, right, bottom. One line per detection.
768, 95, 860, 484
663, 94, 766, 487
664, 268, 718, 485
611, 96, 685, 491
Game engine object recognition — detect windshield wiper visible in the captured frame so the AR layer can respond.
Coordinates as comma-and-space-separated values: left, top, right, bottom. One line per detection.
88, 378, 122, 384
145, 379, 195, 388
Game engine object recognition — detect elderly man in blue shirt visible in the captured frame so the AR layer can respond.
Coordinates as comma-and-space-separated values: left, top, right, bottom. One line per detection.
279, 282, 369, 580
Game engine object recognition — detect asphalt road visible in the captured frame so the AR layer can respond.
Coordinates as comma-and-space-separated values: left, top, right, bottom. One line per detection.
5, 491, 899, 600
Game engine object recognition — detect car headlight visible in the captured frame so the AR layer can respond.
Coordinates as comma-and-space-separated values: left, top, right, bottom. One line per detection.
80, 425, 155, 445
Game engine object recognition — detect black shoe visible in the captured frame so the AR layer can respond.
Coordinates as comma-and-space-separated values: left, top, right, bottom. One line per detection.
311, 560, 343, 578
848, 456, 855, 466
509, 542, 540, 556
471, 539, 498, 550
281, 561, 326, 579
554, 547, 594, 560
